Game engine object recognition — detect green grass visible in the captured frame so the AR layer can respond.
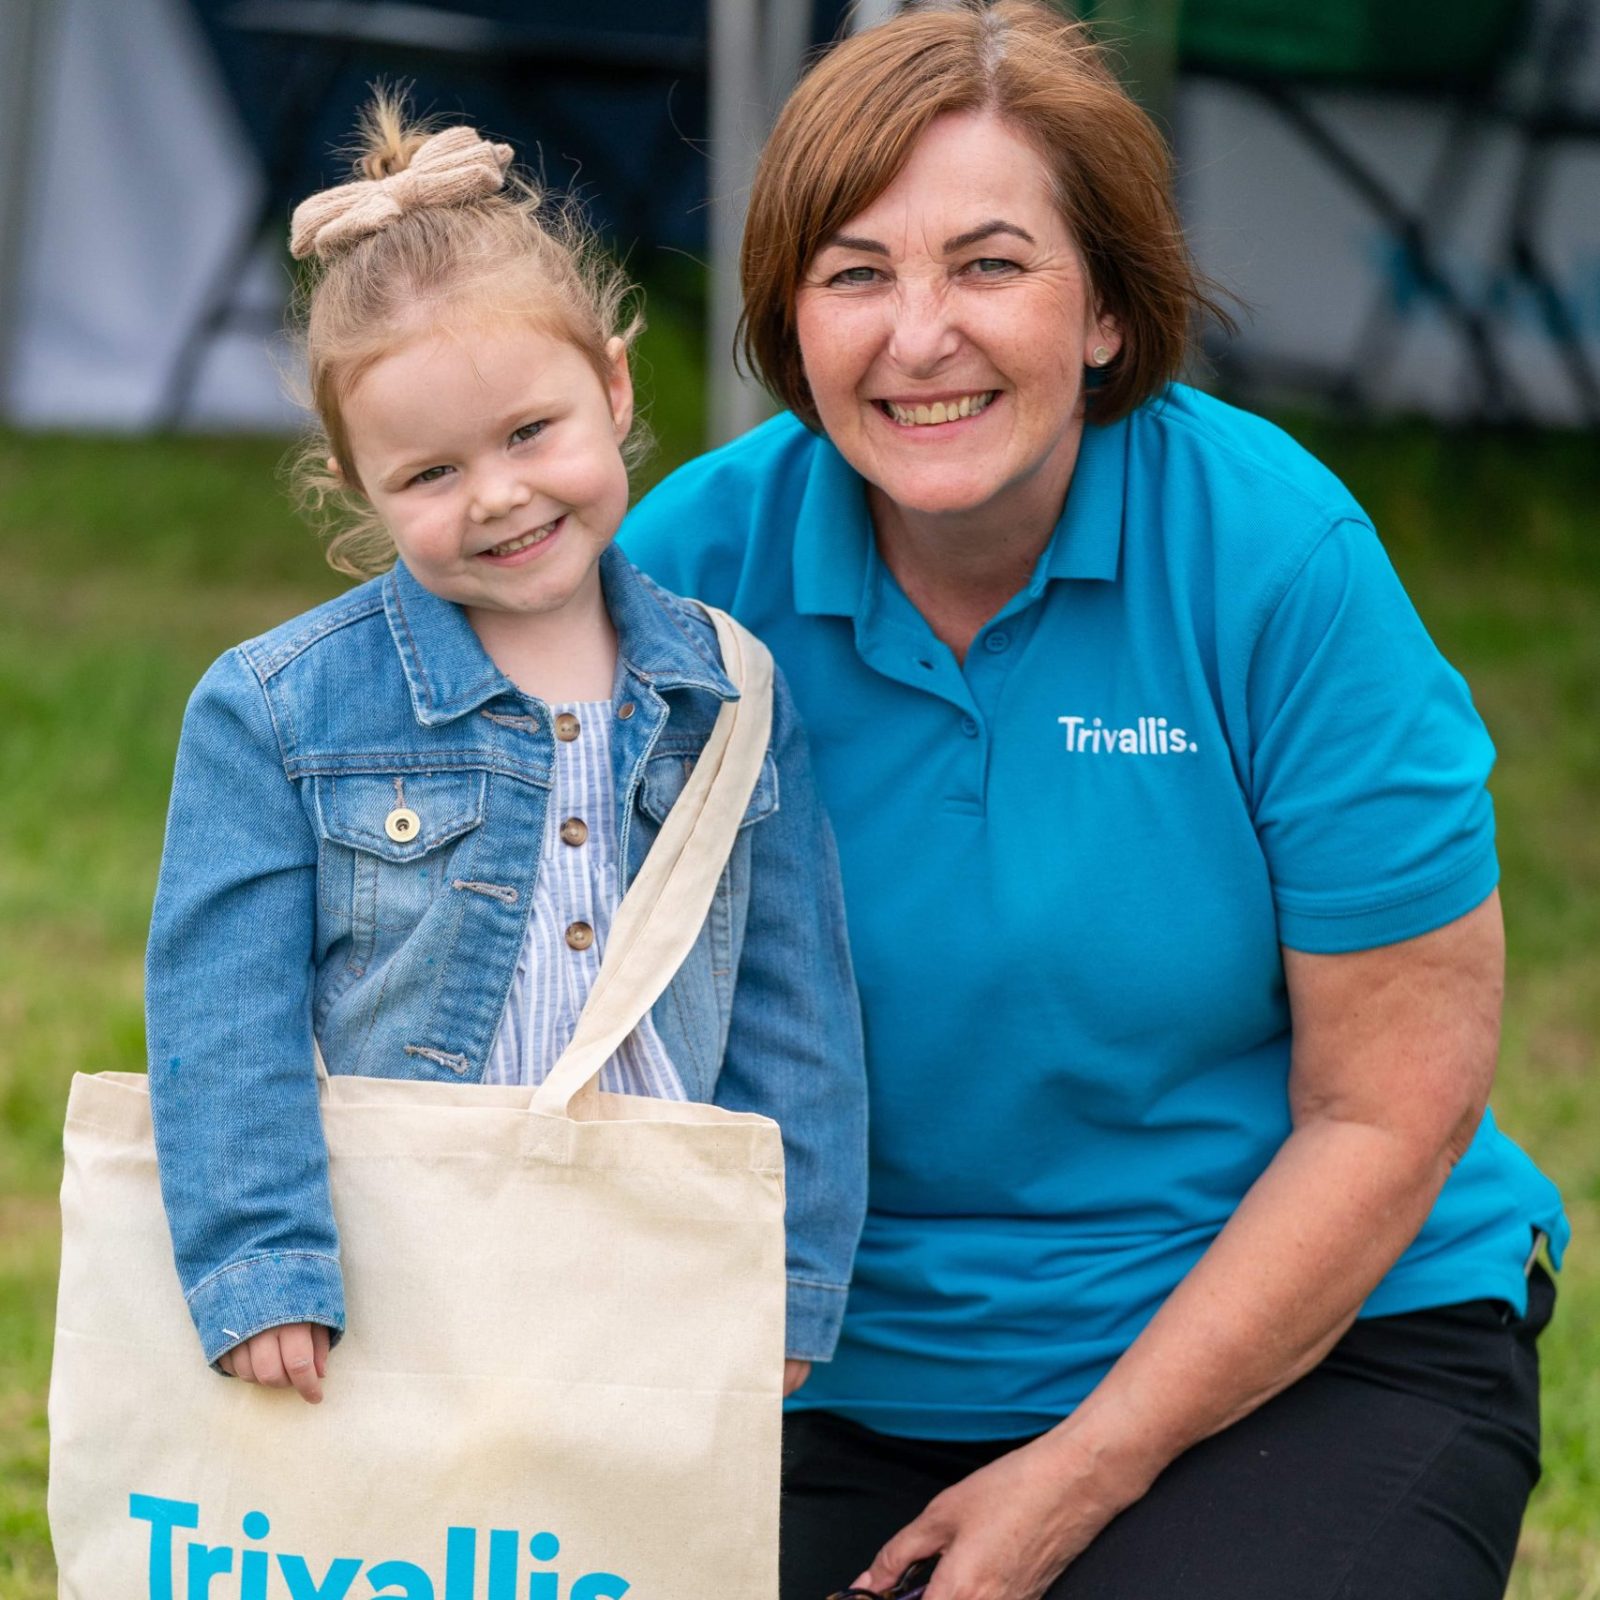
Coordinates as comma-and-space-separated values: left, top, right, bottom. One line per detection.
2, 375, 1596, 1594
1308, 421, 1600, 1595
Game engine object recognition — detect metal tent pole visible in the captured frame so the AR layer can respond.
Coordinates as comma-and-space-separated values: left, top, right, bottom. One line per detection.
707, 0, 767, 447
0, 0, 54, 415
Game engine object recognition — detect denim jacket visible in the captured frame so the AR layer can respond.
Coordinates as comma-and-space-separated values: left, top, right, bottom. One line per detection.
145, 545, 867, 1366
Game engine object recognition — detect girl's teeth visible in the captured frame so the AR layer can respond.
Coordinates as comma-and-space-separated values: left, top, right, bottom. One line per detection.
488, 521, 557, 556
884, 392, 995, 426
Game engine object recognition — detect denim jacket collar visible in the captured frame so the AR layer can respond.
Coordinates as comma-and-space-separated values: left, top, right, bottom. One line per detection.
383, 544, 734, 727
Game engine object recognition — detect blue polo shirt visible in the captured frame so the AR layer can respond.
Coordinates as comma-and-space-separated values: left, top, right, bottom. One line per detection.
622, 385, 1567, 1440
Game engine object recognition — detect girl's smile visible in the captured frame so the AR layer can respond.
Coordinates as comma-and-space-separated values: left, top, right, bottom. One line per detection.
340, 319, 633, 639
477, 513, 566, 563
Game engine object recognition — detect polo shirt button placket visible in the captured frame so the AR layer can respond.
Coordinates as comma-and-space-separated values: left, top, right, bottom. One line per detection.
960, 715, 980, 739
983, 630, 1011, 655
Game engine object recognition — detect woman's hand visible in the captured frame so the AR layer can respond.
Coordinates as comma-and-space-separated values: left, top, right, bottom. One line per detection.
219, 1322, 331, 1403
856, 896, 1506, 1600
850, 1430, 1136, 1600
784, 1359, 812, 1397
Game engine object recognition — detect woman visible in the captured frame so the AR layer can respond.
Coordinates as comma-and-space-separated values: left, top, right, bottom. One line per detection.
623, 4, 1566, 1596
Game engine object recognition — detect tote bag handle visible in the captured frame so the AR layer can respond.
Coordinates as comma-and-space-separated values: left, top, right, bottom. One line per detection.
530, 607, 774, 1117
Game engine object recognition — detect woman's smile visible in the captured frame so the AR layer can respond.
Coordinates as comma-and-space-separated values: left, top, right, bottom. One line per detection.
875, 390, 1000, 428
795, 109, 1120, 535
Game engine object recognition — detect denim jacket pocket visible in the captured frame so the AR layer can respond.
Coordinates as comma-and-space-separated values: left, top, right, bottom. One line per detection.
313, 771, 489, 970
636, 748, 779, 832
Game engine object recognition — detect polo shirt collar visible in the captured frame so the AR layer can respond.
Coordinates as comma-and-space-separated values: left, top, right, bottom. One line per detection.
791, 416, 1129, 617
793, 432, 873, 618
1033, 413, 1128, 590
385, 545, 731, 727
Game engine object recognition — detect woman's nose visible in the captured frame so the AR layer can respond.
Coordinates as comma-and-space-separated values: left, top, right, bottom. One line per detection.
468, 470, 532, 524
886, 280, 960, 374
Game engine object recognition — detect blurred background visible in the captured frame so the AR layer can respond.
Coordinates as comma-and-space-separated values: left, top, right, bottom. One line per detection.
1, 1, 1596, 1594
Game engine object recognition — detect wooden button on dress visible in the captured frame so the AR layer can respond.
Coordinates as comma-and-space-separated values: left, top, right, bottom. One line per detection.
559, 817, 589, 847
384, 807, 421, 842
554, 713, 581, 742
564, 921, 595, 951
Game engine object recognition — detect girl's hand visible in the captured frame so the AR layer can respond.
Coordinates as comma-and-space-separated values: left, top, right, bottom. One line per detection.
783, 1359, 812, 1397
851, 1431, 1133, 1600
219, 1322, 331, 1404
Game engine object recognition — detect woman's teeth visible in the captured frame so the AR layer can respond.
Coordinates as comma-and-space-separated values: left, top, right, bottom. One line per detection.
882, 392, 997, 427
486, 520, 559, 557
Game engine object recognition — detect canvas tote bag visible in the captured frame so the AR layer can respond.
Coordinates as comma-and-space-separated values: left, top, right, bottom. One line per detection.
49, 610, 786, 1600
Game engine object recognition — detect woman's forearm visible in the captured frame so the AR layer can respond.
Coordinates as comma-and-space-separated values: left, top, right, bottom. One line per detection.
1039, 897, 1504, 1513
1040, 1113, 1462, 1507
853, 903, 1504, 1600
845, 1119, 1466, 1600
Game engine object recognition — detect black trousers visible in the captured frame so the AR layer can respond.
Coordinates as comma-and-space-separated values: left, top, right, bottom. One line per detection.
782, 1266, 1553, 1600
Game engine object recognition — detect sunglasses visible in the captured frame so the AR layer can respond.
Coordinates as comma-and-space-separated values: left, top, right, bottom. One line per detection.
828, 1557, 939, 1600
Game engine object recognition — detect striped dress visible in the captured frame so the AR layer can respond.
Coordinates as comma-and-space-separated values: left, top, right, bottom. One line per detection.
482, 699, 687, 1098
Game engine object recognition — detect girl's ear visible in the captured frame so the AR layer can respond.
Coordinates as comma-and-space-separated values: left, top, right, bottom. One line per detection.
327, 455, 344, 481
603, 337, 634, 441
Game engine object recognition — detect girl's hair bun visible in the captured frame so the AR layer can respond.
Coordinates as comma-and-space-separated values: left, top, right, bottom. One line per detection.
357, 91, 431, 182
289, 121, 516, 261
290, 88, 647, 576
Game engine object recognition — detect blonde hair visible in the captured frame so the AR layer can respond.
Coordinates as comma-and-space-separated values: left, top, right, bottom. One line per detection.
290, 93, 648, 579
740, 0, 1232, 428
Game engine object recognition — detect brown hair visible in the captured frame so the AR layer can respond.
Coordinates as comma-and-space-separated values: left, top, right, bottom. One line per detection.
290, 93, 647, 578
739, 0, 1231, 428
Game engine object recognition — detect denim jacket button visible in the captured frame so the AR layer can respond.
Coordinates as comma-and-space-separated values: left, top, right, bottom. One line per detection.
554, 713, 581, 741
617, 701, 636, 720
559, 817, 589, 847
565, 921, 595, 951
384, 806, 421, 842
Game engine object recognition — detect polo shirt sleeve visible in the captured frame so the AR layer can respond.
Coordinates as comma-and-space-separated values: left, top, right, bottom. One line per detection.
1245, 515, 1499, 953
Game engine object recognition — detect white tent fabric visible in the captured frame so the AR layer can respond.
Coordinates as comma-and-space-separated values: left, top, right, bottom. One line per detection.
2, 0, 300, 431
2, 0, 1597, 433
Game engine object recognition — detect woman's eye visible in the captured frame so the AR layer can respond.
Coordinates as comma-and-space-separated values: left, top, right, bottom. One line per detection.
510, 421, 546, 445
965, 257, 1019, 276
828, 265, 882, 287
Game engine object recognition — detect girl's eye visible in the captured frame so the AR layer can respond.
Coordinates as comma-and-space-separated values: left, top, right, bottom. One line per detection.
827, 265, 882, 287
409, 465, 452, 486
510, 421, 546, 445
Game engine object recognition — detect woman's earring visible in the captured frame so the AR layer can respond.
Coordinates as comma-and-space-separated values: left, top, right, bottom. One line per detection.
1092, 345, 1112, 366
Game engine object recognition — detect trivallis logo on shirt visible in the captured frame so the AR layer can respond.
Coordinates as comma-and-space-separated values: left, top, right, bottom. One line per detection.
1057, 715, 1198, 755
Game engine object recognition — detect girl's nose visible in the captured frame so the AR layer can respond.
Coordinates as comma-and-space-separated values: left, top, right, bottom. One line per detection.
468, 471, 532, 524
886, 279, 960, 375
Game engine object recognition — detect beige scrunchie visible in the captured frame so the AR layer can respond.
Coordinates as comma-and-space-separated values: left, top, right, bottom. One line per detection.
289, 126, 515, 261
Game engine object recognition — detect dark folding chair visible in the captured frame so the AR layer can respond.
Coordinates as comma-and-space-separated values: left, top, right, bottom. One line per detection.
1177, 0, 1600, 427
156, 1, 703, 430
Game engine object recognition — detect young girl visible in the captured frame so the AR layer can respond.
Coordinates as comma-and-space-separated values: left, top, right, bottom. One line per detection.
144, 100, 866, 1408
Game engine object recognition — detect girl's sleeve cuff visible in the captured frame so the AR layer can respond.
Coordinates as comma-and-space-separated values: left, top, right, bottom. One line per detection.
786, 1278, 849, 1362
186, 1251, 346, 1368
